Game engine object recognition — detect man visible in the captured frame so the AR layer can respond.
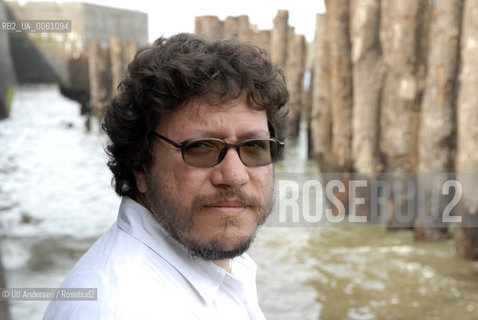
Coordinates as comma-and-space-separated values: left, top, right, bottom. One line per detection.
44, 33, 289, 319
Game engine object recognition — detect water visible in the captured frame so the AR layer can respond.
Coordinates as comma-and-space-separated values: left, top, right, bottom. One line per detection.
1, 85, 478, 319
0, 85, 119, 319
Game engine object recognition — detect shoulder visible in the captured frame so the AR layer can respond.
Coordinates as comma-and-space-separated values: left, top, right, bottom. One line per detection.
43, 257, 195, 319
44, 224, 199, 319
44, 270, 201, 320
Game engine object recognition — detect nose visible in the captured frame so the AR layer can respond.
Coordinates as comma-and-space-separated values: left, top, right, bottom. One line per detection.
210, 147, 249, 188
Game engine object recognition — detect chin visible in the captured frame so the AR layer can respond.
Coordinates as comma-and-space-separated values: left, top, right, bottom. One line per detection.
216, 234, 250, 251
183, 226, 257, 261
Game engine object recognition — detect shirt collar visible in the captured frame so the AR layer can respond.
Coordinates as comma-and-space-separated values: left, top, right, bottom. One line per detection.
116, 197, 254, 305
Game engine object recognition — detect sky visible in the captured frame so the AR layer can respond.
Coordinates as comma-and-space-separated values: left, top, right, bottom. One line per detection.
17, 0, 326, 42
95, 0, 326, 43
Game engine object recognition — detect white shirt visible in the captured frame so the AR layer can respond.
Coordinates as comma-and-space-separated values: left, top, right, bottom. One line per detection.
44, 197, 266, 320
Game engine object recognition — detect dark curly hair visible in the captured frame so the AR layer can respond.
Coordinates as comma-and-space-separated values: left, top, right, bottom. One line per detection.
103, 33, 289, 198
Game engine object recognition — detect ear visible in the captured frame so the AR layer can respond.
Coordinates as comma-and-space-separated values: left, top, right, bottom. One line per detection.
133, 168, 148, 194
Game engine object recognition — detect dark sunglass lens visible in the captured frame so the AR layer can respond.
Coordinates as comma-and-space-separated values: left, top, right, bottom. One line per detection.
183, 139, 224, 167
239, 139, 277, 166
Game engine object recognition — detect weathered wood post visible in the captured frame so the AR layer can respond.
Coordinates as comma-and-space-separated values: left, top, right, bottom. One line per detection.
109, 36, 122, 97
88, 39, 101, 129
286, 29, 306, 137
236, 15, 251, 41
195, 16, 224, 40
350, 0, 385, 220
455, 0, 478, 260
379, 0, 422, 174
88, 39, 111, 129
272, 10, 307, 138
124, 41, 138, 65
309, 13, 332, 168
416, 0, 463, 241
327, 0, 353, 172
350, 0, 384, 174
224, 15, 250, 40
251, 28, 271, 53
271, 10, 289, 68
224, 16, 239, 39
65, 52, 89, 115
325, 0, 354, 214
379, 0, 426, 229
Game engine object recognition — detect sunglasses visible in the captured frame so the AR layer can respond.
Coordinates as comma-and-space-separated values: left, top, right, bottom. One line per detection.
153, 132, 284, 168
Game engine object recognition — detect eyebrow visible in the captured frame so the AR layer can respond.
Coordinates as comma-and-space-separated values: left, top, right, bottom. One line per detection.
186, 130, 271, 140
237, 130, 271, 139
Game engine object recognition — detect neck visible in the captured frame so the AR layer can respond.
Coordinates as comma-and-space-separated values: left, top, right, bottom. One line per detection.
135, 193, 150, 210
213, 259, 231, 273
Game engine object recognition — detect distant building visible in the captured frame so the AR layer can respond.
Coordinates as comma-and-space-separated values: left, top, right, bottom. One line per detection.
5, 1, 148, 85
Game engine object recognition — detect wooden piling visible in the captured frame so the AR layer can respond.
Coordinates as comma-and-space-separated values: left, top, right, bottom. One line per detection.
455, 0, 478, 259
309, 13, 332, 166
109, 36, 122, 96
350, 0, 385, 174
415, 0, 462, 241
286, 30, 306, 137
224, 15, 250, 40
88, 39, 101, 121
379, 0, 427, 229
88, 39, 111, 125
271, 10, 289, 68
195, 16, 224, 40
349, 0, 386, 220
124, 41, 138, 64
327, 0, 353, 172
250, 28, 271, 53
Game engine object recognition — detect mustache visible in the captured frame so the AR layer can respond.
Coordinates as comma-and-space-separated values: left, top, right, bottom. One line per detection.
191, 189, 263, 211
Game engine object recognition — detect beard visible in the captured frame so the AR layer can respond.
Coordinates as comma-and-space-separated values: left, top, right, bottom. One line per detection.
144, 172, 274, 261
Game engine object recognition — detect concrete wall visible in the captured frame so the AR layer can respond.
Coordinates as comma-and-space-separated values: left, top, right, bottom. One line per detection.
6, 1, 148, 85
82, 3, 148, 48
0, 0, 16, 120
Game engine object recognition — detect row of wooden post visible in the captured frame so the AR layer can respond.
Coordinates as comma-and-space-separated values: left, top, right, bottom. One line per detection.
309, 0, 478, 260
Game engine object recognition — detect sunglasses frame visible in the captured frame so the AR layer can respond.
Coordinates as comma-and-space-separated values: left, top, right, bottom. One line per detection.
153, 132, 284, 168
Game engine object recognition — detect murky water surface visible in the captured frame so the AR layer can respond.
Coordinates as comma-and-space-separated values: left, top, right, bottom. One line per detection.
1, 85, 477, 319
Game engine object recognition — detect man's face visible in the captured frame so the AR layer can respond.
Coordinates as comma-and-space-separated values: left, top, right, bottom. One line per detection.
135, 93, 275, 260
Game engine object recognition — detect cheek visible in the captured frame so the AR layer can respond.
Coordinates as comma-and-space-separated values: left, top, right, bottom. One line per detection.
251, 167, 273, 194
167, 166, 210, 198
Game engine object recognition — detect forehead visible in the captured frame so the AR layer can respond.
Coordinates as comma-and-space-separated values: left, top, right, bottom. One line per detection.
157, 94, 269, 138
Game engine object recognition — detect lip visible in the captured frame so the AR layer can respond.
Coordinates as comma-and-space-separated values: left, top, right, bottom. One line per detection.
207, 201, 247, 207
204, 201, 249, 214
